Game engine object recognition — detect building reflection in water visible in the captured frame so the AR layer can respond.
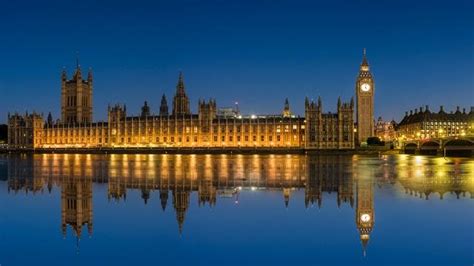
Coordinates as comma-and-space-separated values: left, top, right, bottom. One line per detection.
61, 173, 93, 246
3, 154, 473, 254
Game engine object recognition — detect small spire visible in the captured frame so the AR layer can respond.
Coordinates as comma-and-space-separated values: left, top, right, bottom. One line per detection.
74, 52, 82, 79
76, 51, 80, 69
177, 71, 185, 94
361, 48, 369, 68
61, 67, 67, 80
283, 98, 291, 117
87, 67, 93, 80
361, 237, 369, 257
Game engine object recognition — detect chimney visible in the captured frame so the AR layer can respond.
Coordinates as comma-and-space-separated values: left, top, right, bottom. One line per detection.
463, 108, 466, 114
439, 106, 444, 113
414, 108, 418, 114
425, 105, 429, 112
410, 110, 413, 115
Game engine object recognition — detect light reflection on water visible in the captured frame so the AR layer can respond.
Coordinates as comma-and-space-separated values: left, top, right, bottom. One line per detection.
0, 154, 472, 266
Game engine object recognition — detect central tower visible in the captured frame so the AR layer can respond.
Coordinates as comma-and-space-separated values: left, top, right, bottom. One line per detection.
61, 61, 93, 124
172, 72, 190, 116
355, 49, 374, 144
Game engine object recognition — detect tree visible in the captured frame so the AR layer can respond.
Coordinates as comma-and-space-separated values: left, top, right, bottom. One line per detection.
0, 124, 7, 143
367, 137, 385, 146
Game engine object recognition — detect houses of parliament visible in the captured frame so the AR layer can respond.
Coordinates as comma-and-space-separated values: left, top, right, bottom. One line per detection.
7, 52, 377, 150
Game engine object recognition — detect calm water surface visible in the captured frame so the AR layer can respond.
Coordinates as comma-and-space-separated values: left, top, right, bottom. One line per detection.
0, 154, 472, 266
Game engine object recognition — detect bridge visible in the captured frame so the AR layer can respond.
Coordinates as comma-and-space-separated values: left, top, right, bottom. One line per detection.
402, 136, 474, 157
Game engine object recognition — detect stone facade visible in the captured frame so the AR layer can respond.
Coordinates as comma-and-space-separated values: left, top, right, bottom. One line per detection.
8, 65, 361, 150
396, 105, 473, 140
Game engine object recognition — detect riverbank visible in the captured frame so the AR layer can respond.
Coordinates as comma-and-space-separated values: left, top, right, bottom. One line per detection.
0, 147, 402, 155
1, 147, 471, 157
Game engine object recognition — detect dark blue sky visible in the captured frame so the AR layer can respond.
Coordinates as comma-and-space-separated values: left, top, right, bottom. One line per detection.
0, 0, 472, 123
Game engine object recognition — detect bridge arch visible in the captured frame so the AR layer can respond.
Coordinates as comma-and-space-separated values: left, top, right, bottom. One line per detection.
443, 139, 474, 157
404, 143, 418, 154
419, 141, 440, 155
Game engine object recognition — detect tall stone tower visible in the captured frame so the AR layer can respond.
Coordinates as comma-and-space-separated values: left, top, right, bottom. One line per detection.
304, 96, 322, 148
355, 177, 375, 256
355, 49, 374, 144
337, 97, 355, 149
198, 98, 217, 143
61, 61, 93, 124
172, 72, 190, 116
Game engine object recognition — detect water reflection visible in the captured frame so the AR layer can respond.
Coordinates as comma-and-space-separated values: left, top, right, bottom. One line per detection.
1, 154, 473, 256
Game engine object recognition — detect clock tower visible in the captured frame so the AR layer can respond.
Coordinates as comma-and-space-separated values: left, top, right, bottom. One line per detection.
356, 49, 374, 145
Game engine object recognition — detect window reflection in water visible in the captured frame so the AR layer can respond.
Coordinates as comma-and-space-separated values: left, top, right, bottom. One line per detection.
2, 154, 473, 255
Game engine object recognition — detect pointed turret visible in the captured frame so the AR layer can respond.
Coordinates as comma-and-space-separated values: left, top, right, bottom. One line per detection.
74, 56, 82, 80
439, 105, 445, 114
47, 112, 53, 126
141, 101, 150, 117
160, 189, 168, 211
160, 94, 169, 116
141, 188, 150, 205
177, 71, 185, 95
87, 68, 93, 82
172, 72, 190, 115
282, 98, 291, 117
61, 68, 67, 81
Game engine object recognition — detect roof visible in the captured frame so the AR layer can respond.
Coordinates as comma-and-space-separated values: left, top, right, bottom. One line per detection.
397, 106, 473, 128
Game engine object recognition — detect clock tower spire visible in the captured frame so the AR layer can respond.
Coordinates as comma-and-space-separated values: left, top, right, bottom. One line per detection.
356, 48, 375, 145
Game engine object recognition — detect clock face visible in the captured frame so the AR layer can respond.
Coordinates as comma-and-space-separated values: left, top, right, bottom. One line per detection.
361, 83, 371, 92
360, 214, 371, 222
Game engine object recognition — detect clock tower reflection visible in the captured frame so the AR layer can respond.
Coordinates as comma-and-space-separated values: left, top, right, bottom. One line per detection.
355, 176, 375, 256
3, 153, 473, 256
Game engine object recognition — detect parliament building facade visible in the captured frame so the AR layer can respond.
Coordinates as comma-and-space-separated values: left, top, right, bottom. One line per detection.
8, 53, 376, 150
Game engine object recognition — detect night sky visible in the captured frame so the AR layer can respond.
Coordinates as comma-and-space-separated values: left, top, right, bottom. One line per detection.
0, 0, 472, 124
